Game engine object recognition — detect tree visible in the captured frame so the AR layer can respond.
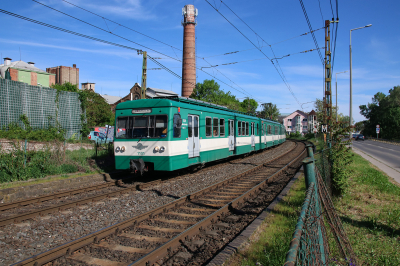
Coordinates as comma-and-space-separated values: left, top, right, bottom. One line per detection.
260, 103, 280, 120
190, 79, 258, 113
241, 98, 258, 114
81, 90, 114, 129
51, 82, 79, 93
359, 86, 400, 139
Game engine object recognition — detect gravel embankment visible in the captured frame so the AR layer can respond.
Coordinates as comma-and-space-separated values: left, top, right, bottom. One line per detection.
0, 141, 295, 265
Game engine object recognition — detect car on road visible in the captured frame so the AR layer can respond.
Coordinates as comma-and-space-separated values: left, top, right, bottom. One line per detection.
87, 131, 113, 144
355, 134, 365, 141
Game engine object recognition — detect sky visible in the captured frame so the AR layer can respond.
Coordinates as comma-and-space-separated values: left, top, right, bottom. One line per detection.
1, 0, 400, 123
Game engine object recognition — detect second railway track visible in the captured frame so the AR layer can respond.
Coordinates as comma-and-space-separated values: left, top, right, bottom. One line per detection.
12, 140, 306, 266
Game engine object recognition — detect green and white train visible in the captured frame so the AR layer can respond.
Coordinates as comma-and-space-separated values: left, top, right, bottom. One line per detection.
114, 97, 286, 174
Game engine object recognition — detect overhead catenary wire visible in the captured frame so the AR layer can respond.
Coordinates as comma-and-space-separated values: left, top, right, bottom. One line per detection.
201, 27, 324, 59
60, 0, 182, 52
298, 0, 325, 65
208, 0, 302, 109
32, 0, 260, 101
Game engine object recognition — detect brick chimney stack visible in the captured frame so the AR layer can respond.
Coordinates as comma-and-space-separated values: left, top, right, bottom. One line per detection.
181, 5, 198, 98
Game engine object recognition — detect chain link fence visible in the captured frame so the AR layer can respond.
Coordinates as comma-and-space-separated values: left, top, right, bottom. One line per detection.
0, 79, 82, 139
285, 146, 356, 266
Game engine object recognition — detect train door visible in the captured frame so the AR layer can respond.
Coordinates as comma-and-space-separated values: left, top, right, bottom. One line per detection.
264, 124, 267, 145
228, 119, 235, 152
188, 115, 200, 158
251, 122, 255, 148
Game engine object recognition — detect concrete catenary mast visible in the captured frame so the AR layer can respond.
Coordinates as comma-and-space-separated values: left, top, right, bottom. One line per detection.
181, 5, 198, 98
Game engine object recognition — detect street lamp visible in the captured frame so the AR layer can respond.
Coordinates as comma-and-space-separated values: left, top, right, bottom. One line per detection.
335, 71, 348, 122
350, 24, 372, 135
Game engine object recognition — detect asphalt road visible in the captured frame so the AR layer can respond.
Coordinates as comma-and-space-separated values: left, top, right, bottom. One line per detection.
352, 139, 400, 173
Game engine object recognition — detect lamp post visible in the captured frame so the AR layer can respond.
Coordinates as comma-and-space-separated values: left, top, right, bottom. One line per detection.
335, 71, 347, 122
350, 24, 372, 136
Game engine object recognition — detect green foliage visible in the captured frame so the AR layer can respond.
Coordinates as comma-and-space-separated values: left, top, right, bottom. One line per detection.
0, 141, 114, 182
260, 103, 280, 120
359, 86, 400, 139
288, 131, 302, 138
79, 89, 114, 132
0, 117, 65, 141
51, 82, 79, 93
190, 79, 258, 113
329, 122, 353, 195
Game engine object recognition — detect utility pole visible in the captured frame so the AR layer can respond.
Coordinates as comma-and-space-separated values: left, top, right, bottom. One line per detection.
324, 19, 338, 145
138, 50, 147, 99
324, 20, 332, 145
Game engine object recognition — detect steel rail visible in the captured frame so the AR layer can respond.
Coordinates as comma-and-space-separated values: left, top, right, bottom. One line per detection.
12, 142, 301, 266
0, 177, 167, 227
131, 143, 306, 265
0, 182, 113, 212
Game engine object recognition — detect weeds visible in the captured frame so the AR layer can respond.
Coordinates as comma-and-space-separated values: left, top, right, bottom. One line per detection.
0, 140, 113, 182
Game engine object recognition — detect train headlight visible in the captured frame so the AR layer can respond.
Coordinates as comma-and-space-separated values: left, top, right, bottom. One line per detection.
154, 146, 160, 152
160, 146, 165, 152
115, 146, 120, 152
120, 146, 125, 152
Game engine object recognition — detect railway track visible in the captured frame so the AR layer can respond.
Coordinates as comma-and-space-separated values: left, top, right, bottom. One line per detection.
0, 142, 292, 228
12, 141, 306, 266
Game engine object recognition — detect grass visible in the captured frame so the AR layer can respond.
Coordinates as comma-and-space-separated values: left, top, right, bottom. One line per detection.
227, 150, 400, 266
227, 175, 306, 266
0, 142, 114, 183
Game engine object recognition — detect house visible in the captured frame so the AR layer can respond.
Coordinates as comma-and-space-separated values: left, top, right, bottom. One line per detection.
105, 83, 178, 112
282, 110, 318, 135
0, 58, 55, 87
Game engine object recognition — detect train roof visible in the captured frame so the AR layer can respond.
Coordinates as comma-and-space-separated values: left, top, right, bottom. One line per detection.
116, 97, 283, 125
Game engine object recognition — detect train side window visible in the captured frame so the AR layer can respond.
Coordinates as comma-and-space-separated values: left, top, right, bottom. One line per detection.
242, 121, 245, 136
246, 122, 249, 136
238, 121, 241, 136
220, 118, 225, 136
173, 113, 182, 138
194, 116, 199, 137
188, 116, 192, 137
213, 118, 219, 137
206, 117, 212, 137
257, 123, 259, 135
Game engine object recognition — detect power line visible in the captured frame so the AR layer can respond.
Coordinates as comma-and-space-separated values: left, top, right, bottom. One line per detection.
1, 8, 261, 102
201, 27, 325, 59
298, 0, 324, 65
208, 0, 302, 108
317, 0, 324, 26
60, 0, 182, 52
34, 0, 259, 101
32, 0, 179, 62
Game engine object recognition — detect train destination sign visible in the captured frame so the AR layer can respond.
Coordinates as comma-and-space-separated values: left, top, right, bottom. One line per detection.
132, 108, 152, 114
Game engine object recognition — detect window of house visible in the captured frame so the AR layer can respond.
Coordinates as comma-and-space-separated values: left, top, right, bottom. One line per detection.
288, 119, 292, 122
220, 119, 225, 136
303, 118, 307, 122
287, 126, 292, 129
213, 118, 219, 136
206, 117, 212, 137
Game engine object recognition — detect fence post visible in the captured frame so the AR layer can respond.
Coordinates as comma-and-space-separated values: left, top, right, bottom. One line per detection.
24, 139, 27, 168
302, 144, 326, 264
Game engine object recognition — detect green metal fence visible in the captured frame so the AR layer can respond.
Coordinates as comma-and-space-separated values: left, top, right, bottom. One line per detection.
0, 79, 82, 139
285, 145, 356, 266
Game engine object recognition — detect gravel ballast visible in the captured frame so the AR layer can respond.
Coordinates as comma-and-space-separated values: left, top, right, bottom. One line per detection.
0, 142, 295, 265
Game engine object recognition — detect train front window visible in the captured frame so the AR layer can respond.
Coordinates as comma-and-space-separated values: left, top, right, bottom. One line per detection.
116, 115, 167, 139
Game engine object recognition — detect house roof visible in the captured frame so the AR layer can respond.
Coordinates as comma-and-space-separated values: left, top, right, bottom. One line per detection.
0, 60, 47, 79
100, 94, 122, 105
308, 110, 317, 115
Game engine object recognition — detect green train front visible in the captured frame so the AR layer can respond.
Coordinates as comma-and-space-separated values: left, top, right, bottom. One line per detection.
114, 98, 286, 173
